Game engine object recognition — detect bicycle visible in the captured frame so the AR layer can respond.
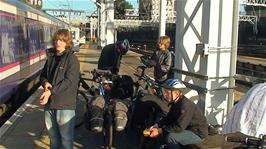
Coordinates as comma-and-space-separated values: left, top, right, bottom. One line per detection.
131, 56, 168, 149
225, 134, 266, 149
132, 56, 161, 100
92, 69, 136, 148
78, 68, 133, 148
75, 70, 114, 141
89, 69, 114, 148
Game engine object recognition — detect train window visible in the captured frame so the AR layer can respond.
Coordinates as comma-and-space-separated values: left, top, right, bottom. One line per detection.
39, 24, 44, 44
17, 15, 28, 57
0, 14, 16, 65
43, 25, 50, 43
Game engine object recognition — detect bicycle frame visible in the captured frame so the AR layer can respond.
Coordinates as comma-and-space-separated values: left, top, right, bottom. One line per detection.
133, 65, 161, 99
90, 69, 116, 149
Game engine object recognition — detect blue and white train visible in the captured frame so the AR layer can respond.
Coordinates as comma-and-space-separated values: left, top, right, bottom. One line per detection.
0, 0, 68, 116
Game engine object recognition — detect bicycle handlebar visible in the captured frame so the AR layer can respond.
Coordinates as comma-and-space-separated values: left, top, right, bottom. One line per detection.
133, 72, 158, 88
91, 69, 112, 76
90, 69, 120, 84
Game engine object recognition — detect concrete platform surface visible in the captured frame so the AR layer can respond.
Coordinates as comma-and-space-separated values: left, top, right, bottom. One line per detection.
0, 43, 244, 149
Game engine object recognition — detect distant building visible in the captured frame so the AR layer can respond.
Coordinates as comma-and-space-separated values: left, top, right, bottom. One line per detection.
124, 9, 139, 20
139, 0, 176, 23
139, 0, 152, 20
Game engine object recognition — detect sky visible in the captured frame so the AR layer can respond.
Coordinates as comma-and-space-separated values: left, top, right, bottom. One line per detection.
42, 0, 139, 15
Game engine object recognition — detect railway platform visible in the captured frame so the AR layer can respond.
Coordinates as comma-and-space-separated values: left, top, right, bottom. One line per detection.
0, 43, 245, 149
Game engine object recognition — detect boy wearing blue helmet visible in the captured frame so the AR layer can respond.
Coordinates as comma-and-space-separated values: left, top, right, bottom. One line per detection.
144, 79, 208, 149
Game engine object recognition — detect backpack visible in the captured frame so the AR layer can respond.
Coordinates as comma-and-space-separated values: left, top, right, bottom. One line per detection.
110, 75, 134, 99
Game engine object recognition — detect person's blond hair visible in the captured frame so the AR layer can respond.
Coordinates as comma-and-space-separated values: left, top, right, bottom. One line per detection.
159, 36, 171, 49
53, 29, 73, 49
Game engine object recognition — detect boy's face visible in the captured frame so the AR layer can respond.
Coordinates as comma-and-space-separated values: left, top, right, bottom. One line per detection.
162, 88, 181, 102
158, 42, 166, 51
55, 39, 66, 53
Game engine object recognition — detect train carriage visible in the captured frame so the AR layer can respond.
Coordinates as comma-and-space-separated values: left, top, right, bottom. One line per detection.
0, 0, 68, 116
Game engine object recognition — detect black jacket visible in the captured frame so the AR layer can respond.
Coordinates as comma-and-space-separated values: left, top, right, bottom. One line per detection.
40, 48, 80, 110
157, 96, 208, 139
98, 44, 121, 74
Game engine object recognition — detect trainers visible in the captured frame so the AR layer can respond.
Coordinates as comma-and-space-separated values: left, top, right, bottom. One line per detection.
90, 118, 103, 133
115, 117, 128, 132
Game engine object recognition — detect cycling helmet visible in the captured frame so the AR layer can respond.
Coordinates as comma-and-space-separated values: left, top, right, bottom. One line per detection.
162, 79, 186, 90
119, 39, 130, 55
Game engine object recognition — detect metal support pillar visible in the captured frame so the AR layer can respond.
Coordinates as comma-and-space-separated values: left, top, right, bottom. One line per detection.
159, 0, 167, 37
97, 7, 100, 47
100, 1, 106, 47
98, 0, 114, 47
105, 0, 115, 45
174, 0, 239, 125
228, 0, 240, 114
90, 17, 93, 41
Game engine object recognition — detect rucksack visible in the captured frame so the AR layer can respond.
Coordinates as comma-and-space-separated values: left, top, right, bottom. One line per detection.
110, 75, 134, 99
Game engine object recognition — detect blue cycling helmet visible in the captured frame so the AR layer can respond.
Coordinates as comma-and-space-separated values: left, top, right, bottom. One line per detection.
119, 39, 130, 54
162, 79, 186, 90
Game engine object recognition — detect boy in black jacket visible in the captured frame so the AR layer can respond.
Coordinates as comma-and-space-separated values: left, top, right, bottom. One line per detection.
145, 79, 208, 149
39, 29, 80, 149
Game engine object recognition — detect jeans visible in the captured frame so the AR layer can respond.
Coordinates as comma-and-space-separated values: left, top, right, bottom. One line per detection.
164, 130, 203, 149
45, 109, 75, 149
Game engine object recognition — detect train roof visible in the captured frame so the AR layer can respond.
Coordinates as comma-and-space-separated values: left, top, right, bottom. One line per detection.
3, 0, 68, 26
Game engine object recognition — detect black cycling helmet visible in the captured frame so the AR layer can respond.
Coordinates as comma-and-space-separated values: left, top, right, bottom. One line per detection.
118, 39, 130, 55
161, 79, 186, 91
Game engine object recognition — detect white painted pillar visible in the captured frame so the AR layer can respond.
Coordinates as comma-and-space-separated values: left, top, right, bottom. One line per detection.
174, 0, 239, 125
97, 7, 101, 46
228, 0, 240, 115
99, 0, 114, 47
100, 1, 106, 47
90, 18, 93, 41
159, 0, 167, 37
105, 0, 115, 45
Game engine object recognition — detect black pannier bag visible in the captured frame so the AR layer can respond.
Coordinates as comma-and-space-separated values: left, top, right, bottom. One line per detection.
110, 75, 134, 99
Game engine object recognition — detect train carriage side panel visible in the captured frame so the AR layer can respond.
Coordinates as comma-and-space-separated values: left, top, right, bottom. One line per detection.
0, 0, 67, 110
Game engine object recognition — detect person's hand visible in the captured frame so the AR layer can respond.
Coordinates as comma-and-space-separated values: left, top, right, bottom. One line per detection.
147, 124, 161, 138
149, 127, 162, 138
39, 90, 51, 105
44, 82, 52, 91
